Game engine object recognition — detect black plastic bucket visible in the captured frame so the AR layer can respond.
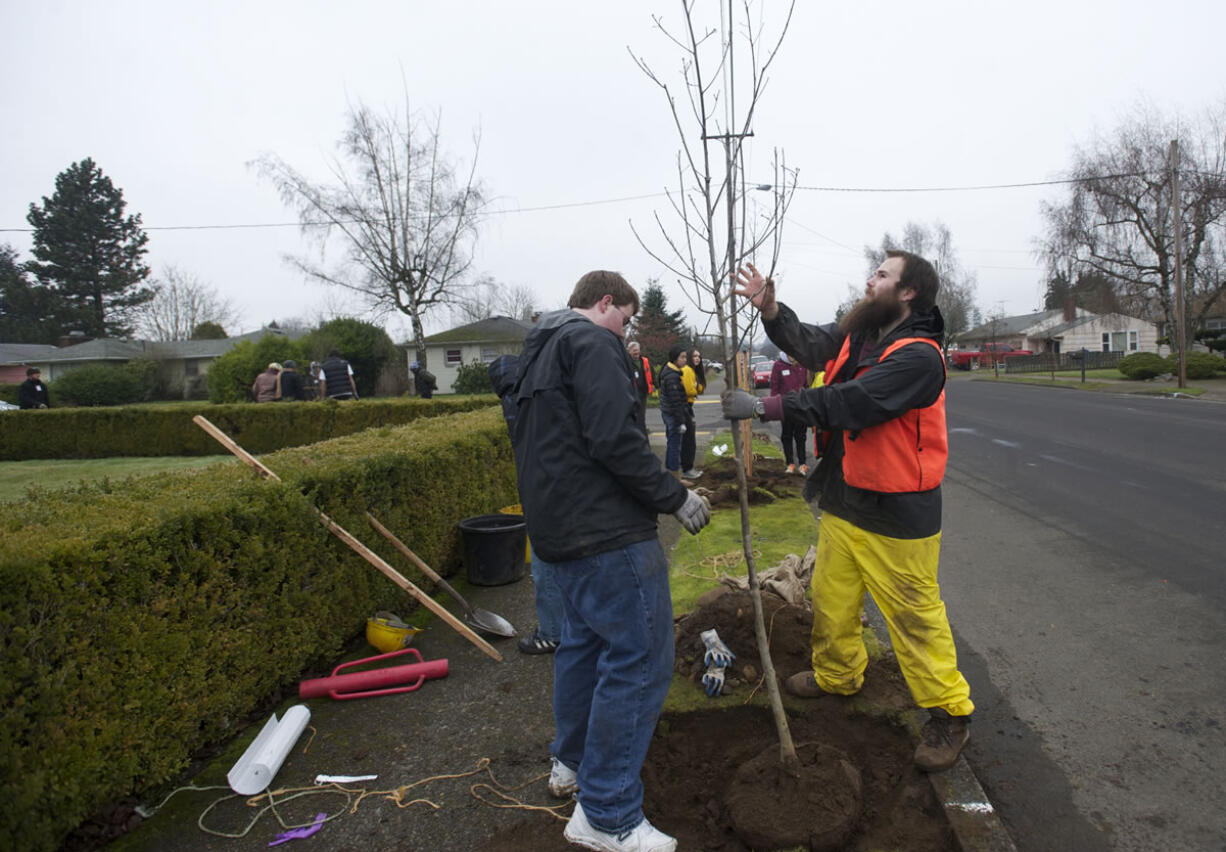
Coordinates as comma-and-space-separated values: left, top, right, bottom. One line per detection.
458, 514, 527, 586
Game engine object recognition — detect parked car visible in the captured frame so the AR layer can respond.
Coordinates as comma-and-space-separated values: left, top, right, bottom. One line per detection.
752, 360, 773, 388
947, 343, 1034, 370
706, 361, 723, 373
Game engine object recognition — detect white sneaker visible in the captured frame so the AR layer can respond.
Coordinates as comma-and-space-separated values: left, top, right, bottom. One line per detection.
564, 801, 677, 852
681, 469, 702, 478
549, 757, 578, 798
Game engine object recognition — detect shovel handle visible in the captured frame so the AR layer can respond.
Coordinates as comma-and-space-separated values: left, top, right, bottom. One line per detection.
192, 416, 503, 662
366, 512, 468, 606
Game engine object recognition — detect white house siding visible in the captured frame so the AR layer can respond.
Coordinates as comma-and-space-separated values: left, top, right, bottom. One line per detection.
1059, 314, 1159, 353
421, 341, 523, 393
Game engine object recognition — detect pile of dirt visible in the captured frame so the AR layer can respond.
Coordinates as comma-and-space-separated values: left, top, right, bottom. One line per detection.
480, 587, 953, 851
691, 454, 807, 509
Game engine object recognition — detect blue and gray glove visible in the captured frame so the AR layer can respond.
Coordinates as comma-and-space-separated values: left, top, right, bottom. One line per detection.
700, 628, 735, 668
702, 662, 727, 696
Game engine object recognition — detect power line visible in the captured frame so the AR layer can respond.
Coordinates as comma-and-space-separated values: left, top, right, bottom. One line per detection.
0, 191, 672, 234
784, 171, 1154, 193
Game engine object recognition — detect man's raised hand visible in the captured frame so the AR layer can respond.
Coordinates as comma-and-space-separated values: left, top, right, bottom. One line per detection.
731, 263, 778, 319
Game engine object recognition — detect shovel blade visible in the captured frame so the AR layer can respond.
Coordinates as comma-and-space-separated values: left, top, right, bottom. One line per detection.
466, 607, 517, 638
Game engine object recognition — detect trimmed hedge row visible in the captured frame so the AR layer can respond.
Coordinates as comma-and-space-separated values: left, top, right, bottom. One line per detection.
0, 395, 498, 461
0, 407, 518, 852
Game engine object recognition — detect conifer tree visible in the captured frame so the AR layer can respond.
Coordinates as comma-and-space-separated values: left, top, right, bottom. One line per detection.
26, 158, 153, 338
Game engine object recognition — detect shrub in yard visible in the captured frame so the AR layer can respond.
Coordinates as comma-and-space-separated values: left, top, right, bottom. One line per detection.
1166, 351, 1225, 380
206, 336, 307, 403
301, 318, 399, 399
452, 358, 495, 394
1118, 352, 1169, 380
50, 364, 145, 406
0, 406, 518, 852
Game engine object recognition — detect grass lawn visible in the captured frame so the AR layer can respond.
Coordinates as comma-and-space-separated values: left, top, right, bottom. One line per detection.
0, 455, 234, 503
666, 430, 815, 615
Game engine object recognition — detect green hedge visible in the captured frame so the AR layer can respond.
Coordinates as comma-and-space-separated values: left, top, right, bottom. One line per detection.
0, 395, 498, 461
0, 406, 518, 852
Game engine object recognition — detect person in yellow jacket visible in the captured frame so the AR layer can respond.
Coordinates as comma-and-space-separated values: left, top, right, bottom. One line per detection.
721, 252, 973, 773
679, 350, 706, 478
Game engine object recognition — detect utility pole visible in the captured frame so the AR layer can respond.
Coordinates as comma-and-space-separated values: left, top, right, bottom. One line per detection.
1169, 139, 1188, 389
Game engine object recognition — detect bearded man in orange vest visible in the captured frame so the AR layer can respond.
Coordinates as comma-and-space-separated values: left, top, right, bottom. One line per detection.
721, 250, 972, 773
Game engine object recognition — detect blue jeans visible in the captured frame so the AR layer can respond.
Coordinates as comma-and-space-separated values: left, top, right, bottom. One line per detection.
529, 545, 565, 642
661, 411, 682, 472
543, 539, 674, 834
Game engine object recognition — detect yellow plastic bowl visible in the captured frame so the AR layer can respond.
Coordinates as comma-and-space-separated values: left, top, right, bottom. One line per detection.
365, 612, 422, 654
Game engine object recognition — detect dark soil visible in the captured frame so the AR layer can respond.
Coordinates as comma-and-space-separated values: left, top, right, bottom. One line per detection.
691, 453, 806, 509
479, 587, 954, 851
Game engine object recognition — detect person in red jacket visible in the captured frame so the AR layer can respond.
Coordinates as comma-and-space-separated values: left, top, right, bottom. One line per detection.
769, 352, 809, 473
722, 251, 972, 773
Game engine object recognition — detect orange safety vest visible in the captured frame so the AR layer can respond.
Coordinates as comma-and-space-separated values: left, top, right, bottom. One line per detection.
640, 355, 654, 394
822, 336, 948, 493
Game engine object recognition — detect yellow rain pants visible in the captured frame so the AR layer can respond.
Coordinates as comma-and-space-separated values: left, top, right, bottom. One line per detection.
809, 512, 974, 717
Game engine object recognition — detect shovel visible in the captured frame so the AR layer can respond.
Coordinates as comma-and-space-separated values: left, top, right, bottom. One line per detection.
366, 512, 517, 639
192, 415, 503, 662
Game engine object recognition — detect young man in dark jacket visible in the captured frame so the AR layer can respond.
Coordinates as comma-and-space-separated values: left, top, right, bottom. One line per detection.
512, 270, 709, 852
18, 367, 50, 409
722, 252, 973, 773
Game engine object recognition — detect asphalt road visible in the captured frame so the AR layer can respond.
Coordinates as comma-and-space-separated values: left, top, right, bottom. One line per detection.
667, 377, 1226, 850
941, 378, 1226, 851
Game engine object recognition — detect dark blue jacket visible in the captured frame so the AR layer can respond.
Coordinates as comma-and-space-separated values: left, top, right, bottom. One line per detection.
509, 310, 687, 562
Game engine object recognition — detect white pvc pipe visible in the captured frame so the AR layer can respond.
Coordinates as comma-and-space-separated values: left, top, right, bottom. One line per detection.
227, 705, 311, 795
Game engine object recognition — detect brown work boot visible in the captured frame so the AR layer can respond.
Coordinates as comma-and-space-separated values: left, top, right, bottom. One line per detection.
914, 709, 971, 772
784, 671, 833, 698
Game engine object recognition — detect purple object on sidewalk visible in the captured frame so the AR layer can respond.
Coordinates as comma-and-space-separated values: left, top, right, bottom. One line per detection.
268, 812, 326, 846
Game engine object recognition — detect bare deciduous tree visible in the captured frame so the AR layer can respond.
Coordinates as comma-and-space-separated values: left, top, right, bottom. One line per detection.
138, 265, 237, 341
1039, 100, 1226, 336
449, 274, 537, 324
630, 1, 798, 366
863, 221, 980, 346
631, 0, 800, 773
253, 97, 486, 369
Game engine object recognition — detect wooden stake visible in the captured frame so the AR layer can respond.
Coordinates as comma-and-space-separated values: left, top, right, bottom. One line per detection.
192, 415, 503, 662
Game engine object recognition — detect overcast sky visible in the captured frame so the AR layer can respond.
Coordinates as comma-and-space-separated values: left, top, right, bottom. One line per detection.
4, 1, 1224, 343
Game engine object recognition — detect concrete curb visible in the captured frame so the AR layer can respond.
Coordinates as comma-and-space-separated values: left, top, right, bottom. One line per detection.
929, 758, 1018, 852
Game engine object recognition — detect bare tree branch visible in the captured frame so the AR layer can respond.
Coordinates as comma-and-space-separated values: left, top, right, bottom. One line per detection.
251, 97, 486, 368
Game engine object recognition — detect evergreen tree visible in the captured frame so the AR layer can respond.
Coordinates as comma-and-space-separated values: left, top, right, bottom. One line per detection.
0, 244, 67, 343
25, 158, 153, 338
630, 281, 689, 374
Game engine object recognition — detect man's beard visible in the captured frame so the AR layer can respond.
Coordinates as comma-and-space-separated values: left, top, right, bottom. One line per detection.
838, 290, 904, 337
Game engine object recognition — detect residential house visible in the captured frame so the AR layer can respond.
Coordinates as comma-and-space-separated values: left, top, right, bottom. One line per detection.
957, 306, 1159, 356
415, 316, 535, 393
0, 343, 59, 383
0, 327, 306, 398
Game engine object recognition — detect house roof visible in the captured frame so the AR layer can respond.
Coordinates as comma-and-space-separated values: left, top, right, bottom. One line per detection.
423, 316, 535, 345
0, 326, 307, 365
40, 338, 149, 363
0, 343, 60, 366
959, 309, 1065, 341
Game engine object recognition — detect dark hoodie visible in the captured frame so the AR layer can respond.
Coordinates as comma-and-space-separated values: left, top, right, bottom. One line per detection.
762, 302, 947, 539
509, 309, 688, 562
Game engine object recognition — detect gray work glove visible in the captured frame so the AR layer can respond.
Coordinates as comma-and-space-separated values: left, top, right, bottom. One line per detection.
699, 628, 735, 668
721, 388, 757, 420
673, 489, 711, 535
702, 661, 727, 697
679, 422, 687, 434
